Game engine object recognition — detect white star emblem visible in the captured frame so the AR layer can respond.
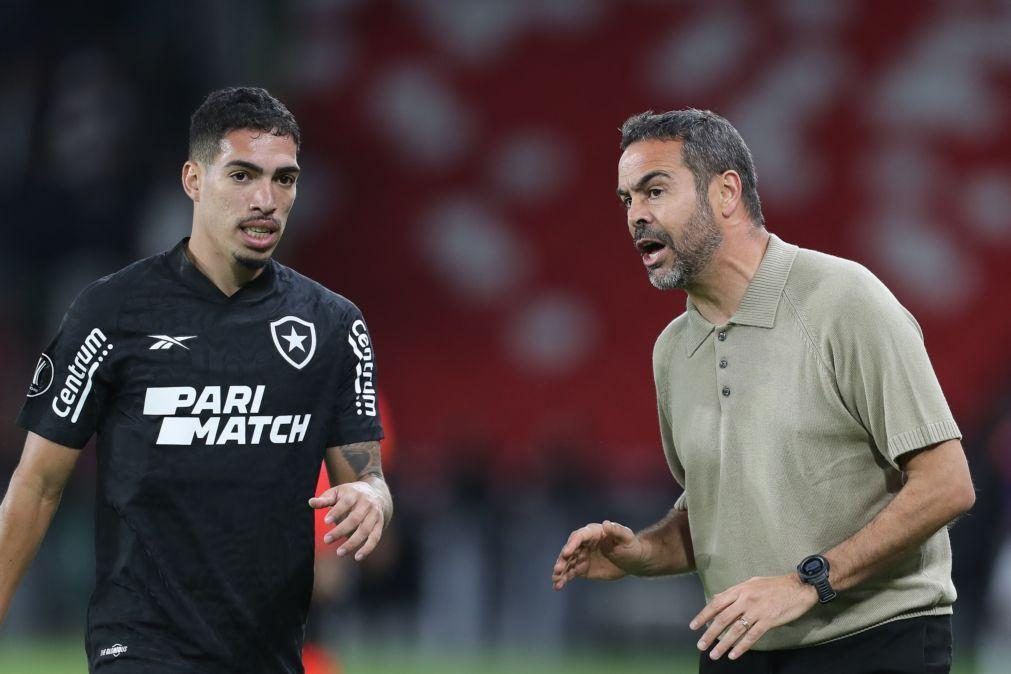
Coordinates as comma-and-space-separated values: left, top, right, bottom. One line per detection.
270, 316, 316, 369
282, 326, 307, 352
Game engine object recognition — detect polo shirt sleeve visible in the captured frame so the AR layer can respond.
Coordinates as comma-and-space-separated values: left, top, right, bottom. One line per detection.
326, 305, 385, 448
829, 269, 961, 468
17, 282, 117, 449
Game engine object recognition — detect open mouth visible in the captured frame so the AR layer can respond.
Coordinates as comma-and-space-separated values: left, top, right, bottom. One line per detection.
241, 225, 275, 240
238, 220, 280, 249
635, 238, 668, 267
636, 239, 665, 255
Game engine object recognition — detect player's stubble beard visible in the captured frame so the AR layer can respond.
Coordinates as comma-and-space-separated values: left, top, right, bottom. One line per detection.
645, 196, 722, 290
234, 252, 270, 270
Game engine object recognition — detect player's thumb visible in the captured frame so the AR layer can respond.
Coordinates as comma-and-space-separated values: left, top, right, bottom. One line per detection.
307, 492, 337, 509
602, 520, 635, 544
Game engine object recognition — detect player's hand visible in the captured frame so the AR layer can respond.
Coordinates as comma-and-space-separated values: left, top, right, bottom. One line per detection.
551, 520, 646, 590
690, 573, 818, 661
308, 482, 386, 561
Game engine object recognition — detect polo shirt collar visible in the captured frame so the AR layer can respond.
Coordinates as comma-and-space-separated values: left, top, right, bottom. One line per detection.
682, 233, 798, 357
731, 233, 797, 328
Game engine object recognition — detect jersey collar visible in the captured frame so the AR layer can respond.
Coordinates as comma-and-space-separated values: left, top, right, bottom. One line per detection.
167, 238, 278, 303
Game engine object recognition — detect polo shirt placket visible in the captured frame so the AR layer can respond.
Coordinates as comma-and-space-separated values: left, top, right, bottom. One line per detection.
715, 327, 731, 400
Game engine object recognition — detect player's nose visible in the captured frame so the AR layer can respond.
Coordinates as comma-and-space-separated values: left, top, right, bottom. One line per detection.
249, 181, 277, 214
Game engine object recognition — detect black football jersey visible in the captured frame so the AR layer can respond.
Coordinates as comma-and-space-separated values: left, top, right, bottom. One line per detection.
17, 239, 383, 673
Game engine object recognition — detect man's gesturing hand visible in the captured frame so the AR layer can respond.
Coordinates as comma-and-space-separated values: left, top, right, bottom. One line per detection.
690, 574, 818, 661
552, 520, 647, 590
308, 481, 386, 561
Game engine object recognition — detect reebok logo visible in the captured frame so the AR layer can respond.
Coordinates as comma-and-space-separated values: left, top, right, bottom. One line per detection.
143, 385, 311, 446
148, 335, 196, 350
52, 329, 112, 422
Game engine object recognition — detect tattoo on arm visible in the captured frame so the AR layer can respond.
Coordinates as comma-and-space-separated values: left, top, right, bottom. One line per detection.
328, 440, 393, 526
339, 441, 384, 481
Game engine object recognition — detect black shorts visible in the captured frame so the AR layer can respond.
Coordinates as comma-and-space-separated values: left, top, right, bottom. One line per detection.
699, 615, 952, 674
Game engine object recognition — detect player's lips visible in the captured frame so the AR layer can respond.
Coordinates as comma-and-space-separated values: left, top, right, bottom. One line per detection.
238, 219, 280, 251
635, 238, 668, 268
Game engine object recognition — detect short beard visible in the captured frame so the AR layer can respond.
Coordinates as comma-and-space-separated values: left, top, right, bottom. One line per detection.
233, 253, 269, 270
648, 198, 722, 290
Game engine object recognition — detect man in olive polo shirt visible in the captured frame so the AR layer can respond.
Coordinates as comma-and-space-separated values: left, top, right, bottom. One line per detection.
551, 109, 976, 673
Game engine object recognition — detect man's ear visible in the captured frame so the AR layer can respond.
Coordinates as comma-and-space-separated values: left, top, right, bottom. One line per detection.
182, 160, 202, 202
717, 170, 743, 219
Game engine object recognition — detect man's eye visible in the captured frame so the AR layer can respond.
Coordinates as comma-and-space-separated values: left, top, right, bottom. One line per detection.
231, 172, 248, 182
278, 175, 295, 186
649, 188, 663, 198
622, 197, 632, 208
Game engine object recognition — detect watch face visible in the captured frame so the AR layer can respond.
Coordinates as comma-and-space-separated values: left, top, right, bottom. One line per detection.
802, 557, 826, 575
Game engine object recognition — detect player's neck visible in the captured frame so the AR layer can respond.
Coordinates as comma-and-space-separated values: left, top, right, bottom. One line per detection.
185, 235, 262, 297
686, 226, 770, 326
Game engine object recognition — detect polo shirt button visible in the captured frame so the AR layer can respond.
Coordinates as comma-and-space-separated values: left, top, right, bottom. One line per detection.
719, 359, 728, 369
718, 331, 727, 341
722, 386, 731, 397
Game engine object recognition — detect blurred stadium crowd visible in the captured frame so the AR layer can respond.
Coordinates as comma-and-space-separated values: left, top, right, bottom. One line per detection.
2, 0, 1010, 671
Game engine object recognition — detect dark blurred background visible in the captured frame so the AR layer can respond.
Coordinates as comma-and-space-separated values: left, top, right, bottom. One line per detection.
1, 1, 1010, 672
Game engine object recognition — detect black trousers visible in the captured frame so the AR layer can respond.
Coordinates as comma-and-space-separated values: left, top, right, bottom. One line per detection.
699, 616, 952, 674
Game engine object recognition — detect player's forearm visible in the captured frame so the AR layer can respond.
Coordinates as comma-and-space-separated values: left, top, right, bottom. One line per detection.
0, 471, 64, 622
360, 474, 393, 528
635, 506, 696, 576
824, 440, 974, 592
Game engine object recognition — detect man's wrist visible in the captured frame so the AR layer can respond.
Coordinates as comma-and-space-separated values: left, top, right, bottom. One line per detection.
792, 572, 819, 603
796, 554, 838, 603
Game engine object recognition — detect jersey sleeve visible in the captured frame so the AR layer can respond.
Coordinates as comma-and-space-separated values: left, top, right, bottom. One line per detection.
326, 306, 384, 447
17, 283, 118, 449
830, 271, 961, 468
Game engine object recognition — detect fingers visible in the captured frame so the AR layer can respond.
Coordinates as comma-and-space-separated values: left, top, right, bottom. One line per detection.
691, 591, 741, 654
690, 588, 738, 632
334, 510, 383, 561
728, 621, 767, 660
552, 521, 633, 590
552, 525, 598, 590
318, 484, 384, 562
324, 501, 367, 541
307, 489, 338, 509
706, 615, 757, 661
322, 490, 355, 526
552, 546, 590, 590
559, 524, 603, 559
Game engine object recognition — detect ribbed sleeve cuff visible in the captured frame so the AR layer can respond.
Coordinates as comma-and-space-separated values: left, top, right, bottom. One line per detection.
889, 420, 962, 458
674, 491, 689, 511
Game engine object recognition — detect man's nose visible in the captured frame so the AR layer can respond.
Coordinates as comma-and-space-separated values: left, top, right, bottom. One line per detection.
627, 197, 652, 229
250, 180, 277, 214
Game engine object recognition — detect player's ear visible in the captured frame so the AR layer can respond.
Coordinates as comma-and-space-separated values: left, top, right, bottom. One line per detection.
182, 160, 202, 202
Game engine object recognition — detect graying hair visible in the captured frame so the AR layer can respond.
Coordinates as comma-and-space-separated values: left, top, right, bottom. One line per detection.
619, 109, 764, 227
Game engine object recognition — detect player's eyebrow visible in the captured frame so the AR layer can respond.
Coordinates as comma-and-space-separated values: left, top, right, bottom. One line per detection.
616, 170, 672, 198
224, 160, 300, 177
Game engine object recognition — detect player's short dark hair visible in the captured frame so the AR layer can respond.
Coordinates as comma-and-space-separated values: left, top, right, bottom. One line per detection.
189, 87, 301, 164
620, 109, 764, 227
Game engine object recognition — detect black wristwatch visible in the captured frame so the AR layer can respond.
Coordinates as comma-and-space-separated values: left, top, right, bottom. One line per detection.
797, 554, 838, 604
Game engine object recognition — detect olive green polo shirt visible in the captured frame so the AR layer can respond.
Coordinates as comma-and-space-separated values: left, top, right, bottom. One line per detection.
653, 234, 961, 650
